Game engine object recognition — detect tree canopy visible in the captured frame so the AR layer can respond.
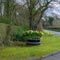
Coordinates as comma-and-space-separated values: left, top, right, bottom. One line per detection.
19, 0, 52, 30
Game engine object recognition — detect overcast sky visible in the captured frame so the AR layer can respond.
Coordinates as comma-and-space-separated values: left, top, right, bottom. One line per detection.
45, 0, 60, 17
16, 0, 60, 18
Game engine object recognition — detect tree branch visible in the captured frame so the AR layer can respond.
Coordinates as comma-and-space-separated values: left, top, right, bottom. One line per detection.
36, 0, 52, 27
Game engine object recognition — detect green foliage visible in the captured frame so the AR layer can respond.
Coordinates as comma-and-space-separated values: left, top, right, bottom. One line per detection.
12, 25, 29, 41
0, 23, 29, 43
0, 17, 11, 24
21, 30, 44, 41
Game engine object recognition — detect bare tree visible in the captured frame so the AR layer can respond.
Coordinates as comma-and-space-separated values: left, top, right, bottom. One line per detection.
20, 0, 52, 30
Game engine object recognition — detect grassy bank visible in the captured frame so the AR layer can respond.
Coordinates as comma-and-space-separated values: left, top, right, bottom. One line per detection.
0, 34, 60, 60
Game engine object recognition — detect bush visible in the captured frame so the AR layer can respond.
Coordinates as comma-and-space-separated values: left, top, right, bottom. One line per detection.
0, 17, 11, 24
12, 33, 24, 42
12, 25, 29, 41
21, 30, 44, 41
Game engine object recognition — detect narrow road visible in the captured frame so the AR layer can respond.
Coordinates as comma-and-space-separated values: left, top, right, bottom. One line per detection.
45, 30, 60, 36
42, 52, 60, 60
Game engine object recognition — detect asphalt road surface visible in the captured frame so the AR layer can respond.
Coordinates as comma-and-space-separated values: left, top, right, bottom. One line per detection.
42, 52, 60, 60
45, 30, 60, 36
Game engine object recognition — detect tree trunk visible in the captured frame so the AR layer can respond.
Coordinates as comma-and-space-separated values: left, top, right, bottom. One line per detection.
29, 17, 33, 30
3, 24, 12, 46
37, 21, 43, 31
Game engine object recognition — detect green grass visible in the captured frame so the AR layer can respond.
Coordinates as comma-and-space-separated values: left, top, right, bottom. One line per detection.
0, 34, 60, 60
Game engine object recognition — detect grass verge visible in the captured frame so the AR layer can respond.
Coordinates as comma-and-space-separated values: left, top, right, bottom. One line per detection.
0, 34, 60, 60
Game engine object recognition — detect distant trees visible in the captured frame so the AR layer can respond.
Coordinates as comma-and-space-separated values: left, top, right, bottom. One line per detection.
42, 16, 54, 26
48, 17, 54, 25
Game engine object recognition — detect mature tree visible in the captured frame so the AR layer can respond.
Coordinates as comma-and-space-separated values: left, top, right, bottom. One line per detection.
20, 0, 52, 30
3, 0, 16, 46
